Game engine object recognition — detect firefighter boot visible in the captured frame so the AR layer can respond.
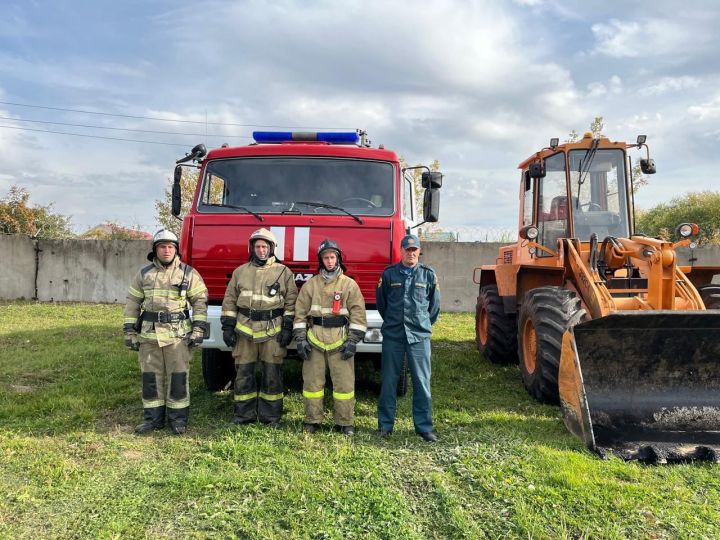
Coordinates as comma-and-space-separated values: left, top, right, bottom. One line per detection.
134, 406, 166, 434
168, 406, 189, 435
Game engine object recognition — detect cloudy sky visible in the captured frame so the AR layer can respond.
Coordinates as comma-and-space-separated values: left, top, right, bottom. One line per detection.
1, 0, 719, 239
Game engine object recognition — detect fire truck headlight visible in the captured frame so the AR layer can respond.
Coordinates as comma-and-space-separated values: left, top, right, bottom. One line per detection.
364, 329, 383, 343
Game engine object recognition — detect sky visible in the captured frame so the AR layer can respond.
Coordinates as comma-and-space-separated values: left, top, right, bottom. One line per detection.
1, 0, 719, 240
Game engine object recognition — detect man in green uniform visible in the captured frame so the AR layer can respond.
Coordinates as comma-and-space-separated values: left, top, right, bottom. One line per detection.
294, 239, 367, 436
123, 229, 208, 435
221, 228, 298, 427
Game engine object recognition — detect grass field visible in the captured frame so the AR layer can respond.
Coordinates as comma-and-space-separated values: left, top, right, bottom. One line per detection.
1, 302, 719, 539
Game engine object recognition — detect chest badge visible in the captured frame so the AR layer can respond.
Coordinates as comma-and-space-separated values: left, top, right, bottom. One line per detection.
332, 292, 342, 315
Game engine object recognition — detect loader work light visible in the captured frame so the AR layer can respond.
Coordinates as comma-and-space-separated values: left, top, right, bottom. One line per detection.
676, 223, 699, 238
252, 131, 360, 144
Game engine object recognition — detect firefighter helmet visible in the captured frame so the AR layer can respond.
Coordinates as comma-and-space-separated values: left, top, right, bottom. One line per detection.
148, 229, 180, 261
248, 228, 277, 256
317, 239, 345, 271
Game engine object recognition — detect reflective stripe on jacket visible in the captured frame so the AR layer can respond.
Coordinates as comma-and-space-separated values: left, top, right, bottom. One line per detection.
221, 257, 298, 343
294, 270, 366, 352
123, 257, 208, 347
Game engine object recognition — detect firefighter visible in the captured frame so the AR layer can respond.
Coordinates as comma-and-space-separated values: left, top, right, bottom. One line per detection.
376, 234, 440, 441
123, 229, 208, 435
221, 228, 298, 427
294, 239, 366, 435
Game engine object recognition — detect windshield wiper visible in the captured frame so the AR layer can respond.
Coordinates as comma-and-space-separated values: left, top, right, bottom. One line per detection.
205, 203, 264, 221
576, 138, 600, 209
294, 201, 364, 224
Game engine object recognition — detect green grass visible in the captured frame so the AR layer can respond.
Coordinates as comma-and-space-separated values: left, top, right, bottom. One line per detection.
1, 303, 719, 539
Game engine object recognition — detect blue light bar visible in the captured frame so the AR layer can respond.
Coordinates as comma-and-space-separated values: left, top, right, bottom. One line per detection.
252, 131, 359, 144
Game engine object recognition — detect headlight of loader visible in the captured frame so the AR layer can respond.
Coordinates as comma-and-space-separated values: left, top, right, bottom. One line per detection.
676, 223, 699, 238
520, 225, 539, 240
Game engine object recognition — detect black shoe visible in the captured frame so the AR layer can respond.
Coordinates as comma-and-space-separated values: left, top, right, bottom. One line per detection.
304, 423, 320, 433
418, 431, 438, 442
339, 425, 354, 436
170, 423, 187, 435
266, 420, 282, 429
376, 428, 392, 438
232, 417, 256, 425
134, 421, 164, 434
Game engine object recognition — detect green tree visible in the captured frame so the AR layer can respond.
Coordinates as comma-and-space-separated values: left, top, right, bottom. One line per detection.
155, 167, 200, 236
0, 185, 74, 238
635, 191, 720, 244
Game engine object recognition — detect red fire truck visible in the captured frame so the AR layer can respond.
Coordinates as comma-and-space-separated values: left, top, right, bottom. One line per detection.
171, 131, 443, 391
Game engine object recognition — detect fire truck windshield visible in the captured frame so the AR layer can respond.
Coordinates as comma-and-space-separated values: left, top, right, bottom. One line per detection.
197, 157, 395, 216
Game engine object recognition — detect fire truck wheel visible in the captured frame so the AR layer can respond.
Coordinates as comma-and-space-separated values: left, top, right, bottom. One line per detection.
517, 286, 584, 404
475, 285, 518, 364
202, 349, 236, 391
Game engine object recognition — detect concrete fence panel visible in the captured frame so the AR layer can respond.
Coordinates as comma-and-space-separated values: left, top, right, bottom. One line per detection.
1, 234, 36, 300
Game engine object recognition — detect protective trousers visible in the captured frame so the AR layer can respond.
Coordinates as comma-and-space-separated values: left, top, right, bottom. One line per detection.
139, 340, 191, 427
233, 338, 285, 424
377, 337, 433, 434
303, 348, 355, 426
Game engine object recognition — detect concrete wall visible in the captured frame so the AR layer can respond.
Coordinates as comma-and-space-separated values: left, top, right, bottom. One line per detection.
2, 234, 719, 311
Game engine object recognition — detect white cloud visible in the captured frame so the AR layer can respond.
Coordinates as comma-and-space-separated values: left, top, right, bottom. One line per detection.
687, 95, 720, 121
591, 18, 694, 58
639, 76, 700, 96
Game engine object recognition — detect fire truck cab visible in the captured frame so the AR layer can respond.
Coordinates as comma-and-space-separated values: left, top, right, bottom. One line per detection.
172, 130, 442, 390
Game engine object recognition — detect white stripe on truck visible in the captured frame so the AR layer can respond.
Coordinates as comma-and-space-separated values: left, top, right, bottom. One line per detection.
294, 227, 310, 261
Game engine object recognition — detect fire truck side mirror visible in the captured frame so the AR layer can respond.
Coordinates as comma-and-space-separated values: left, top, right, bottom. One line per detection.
421, 171, 443, 189
172, 165, 183, 217
423, 188, 440, 222
640, 158, 656, 175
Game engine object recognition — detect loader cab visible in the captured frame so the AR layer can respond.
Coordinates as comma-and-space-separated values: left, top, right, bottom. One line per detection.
522, 145, 632, 256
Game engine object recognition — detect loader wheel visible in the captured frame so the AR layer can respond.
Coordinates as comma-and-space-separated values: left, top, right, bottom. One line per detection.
517, 287, 584, 404
698, 284, 720, 310
476, 285, 518, 364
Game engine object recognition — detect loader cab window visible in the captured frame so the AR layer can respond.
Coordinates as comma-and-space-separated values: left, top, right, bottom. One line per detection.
568, 149, 630, 240
522, 172, 533, 226
536, 152, 568, 256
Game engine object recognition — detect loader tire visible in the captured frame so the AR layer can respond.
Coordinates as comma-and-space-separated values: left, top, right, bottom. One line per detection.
517, 286, 585, 404
476, 285, 518, 364
698, 284, 720, 310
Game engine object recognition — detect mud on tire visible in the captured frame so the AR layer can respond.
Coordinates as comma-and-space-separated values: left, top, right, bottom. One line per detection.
517, 286, 585, 404
476, 285, 518, 364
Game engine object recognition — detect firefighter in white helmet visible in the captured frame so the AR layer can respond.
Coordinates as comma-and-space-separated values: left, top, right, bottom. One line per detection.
123, 229, 208, 435
294, 239, 366, 435
221, 228, 298, 427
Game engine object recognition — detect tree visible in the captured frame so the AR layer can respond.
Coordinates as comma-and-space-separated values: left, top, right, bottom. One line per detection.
0, 185, 75, 238
80, 223, 150, 240
155, 167, 200, 236
635, 191, 720, 244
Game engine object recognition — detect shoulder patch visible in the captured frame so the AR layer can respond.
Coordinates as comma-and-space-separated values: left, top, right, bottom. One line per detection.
140, 263, 155, 277
377, 276, 382, 288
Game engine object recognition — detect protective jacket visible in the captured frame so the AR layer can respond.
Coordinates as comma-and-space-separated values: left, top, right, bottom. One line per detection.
376, 263, 440, 343
294, 269, 367, 351
222, 256, 298, 343
123, 257, 208, 347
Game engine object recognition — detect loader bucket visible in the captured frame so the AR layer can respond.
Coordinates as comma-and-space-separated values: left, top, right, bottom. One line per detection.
559, 311, 720, 463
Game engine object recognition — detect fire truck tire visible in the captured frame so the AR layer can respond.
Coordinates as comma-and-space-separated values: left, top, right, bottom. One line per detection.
396, 355, 409, 397
698, 284, 720, 309
517, 286, 584, 404
202, 349, 236, 391
475, 285, 518, 364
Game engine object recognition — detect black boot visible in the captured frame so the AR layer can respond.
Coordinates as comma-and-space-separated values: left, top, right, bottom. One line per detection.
167, 407, 189, 435
134, 406, 165, 434
233, 363, 258, 424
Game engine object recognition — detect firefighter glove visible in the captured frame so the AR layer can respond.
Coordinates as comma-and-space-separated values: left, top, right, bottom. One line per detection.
293, 329, 312, 361
339, 329, 364, 360
221, 316, 238, 348
276, 316, 294, 347
124, 333, 140, 351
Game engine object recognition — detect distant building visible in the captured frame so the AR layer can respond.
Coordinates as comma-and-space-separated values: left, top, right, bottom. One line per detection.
80, 223, 152, 240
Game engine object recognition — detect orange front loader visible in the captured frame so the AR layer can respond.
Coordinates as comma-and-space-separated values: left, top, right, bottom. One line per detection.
474, 133, 720, 462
